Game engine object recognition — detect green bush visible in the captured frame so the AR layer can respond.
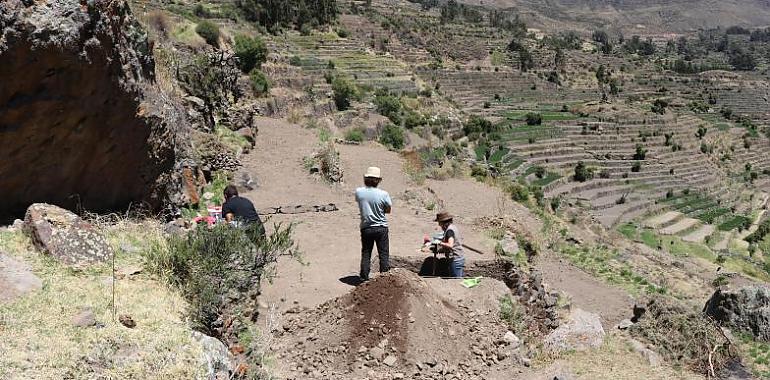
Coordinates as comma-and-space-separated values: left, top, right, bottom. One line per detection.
332, 76, 357, 111
374, 90, 402, 124
634, 144, 647, 160
404, 110, 425, 129
195, 21, 220, 47
144, 222, 298, 334
508, 183, 530, 202
525, 112, 542, 126
379, 124, 406, 150
463, 116, 494, 139
249, 69, 270, 96
234, 34, 268, 73
573, 161, 593, 182
345, 128, 365, 142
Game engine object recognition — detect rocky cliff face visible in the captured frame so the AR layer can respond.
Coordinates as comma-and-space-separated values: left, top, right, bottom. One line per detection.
0, 0, 192, 221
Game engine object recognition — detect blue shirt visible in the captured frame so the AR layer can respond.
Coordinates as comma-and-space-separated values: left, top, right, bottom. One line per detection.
355, 186, 392, 229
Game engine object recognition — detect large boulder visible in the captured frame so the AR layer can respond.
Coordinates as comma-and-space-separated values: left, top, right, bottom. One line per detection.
192, 331, 235, 380
0, 251, 42, 303
704, 285, 770, 341
23, 203, 112, 266
545, 308, 605, 352
0, 0, 194, 221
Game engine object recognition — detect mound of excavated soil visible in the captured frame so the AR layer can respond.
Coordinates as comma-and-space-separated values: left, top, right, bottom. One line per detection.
273, 269, 522, 380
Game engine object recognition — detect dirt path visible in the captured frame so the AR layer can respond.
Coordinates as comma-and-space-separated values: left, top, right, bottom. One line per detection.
536, 253, 633, 329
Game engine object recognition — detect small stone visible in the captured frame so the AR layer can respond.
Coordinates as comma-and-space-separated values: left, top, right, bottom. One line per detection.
503, 331, 520, 347
369, 347, 385, 361
119, 314, 136, 328
72, 309, 97, 327
617, 319, 634, 330
383, 355, 397, 367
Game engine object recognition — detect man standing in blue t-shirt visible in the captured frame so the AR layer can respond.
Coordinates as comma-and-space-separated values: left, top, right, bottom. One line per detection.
355, 167, 392, 281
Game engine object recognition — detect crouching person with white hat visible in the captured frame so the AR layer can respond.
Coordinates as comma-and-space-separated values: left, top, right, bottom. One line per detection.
355, 167, 392, 281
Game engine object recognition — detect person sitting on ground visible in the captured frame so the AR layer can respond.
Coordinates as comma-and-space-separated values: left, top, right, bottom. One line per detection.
222, 185, 264, 234
355, 167, 392, 281
435, 212, 465, 278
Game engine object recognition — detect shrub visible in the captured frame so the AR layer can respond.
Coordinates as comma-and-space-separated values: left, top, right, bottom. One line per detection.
195, 21, 220, 47
534, 166, 546, 179
332, 77, 357, 111
631, 162, 642, 172
336, 28, 349, 38
633, 144, 647, 160
471, 164, 489, 180
630, 297, 738, 376
463, 116, 494, 139
289, 55, 302, 66
234, 35, 268, 73
651, 99, 668, 114
193, 4, 212, 18
345, 128, 365, 142
144, 222, 298, 335
508, 183, 530, 203
374, 90, 403, 124
249, 69, 270, 96
525, 112, 542, 126
379, 124, 406, 150
574, 161, 593, 182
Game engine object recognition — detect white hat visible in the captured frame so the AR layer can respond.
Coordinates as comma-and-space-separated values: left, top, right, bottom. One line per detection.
364, 167, 382, 179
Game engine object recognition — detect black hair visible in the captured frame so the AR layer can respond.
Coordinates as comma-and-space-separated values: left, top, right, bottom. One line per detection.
223, 185, 238, 199
364, 177, 381, 187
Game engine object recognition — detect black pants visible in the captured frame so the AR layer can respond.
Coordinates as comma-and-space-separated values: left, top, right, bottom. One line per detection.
360, 226, 389, 280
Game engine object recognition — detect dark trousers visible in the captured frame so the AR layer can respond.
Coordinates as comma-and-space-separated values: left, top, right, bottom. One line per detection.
360, 226, 389, 280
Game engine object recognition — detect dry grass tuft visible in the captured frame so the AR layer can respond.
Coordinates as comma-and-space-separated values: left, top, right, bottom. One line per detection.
630, 297, 739, 376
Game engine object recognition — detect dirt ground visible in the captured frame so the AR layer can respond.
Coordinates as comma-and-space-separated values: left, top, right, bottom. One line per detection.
237, 117, 662, 377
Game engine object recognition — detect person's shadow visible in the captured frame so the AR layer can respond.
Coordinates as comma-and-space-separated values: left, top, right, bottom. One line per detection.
339, 275, 364, 286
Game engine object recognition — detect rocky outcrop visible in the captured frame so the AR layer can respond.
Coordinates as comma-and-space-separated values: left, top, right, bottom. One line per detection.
544, 308, 605, 352
23, 203, 112, 266
0, 0, 194, 221
0, 251, 42, 303
704, 285, 770, 341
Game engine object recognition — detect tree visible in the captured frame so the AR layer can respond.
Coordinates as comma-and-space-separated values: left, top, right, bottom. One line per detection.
518, 45, 534, 72
233, 35, 268, 73
237, 0, 338, 32
554, 47, 566, 69
332, 77, 357, 111
592, 30, 609, 45
729, 48, 756, 71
